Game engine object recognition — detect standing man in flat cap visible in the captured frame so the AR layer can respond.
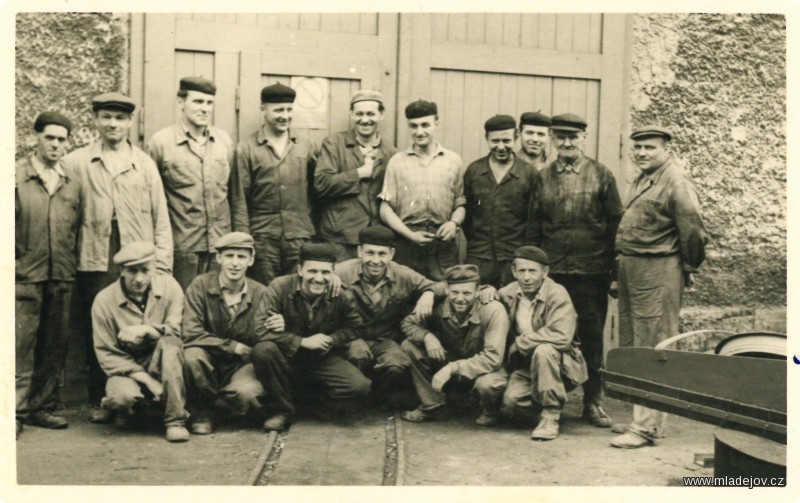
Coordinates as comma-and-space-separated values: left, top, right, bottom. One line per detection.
516, 112, 552, 171
334, 225, 446, 407
463, 115, 538, 288
147, 76, 245, 290
91, 241, 189, 442
379, 100, 465, 281
529, 113, 622, 428
399, 264, 509, 425
230, 82, 318, 286
610, 126, 707, 449
15, 111, 80, 438
182, 232, 283, 434
314, 90, 398, 261
63, 92, 172, 424
497, 246, 586, 441
250, 243, 370, 430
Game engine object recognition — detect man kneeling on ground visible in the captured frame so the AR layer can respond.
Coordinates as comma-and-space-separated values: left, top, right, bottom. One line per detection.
399, 264, 509, 425
91, 241, 190, 442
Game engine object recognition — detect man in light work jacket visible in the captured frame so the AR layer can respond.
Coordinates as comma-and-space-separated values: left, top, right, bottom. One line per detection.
463, 114, 538, 288
314, 89, 398, 261
15, 112, 80, 438
63, 93, 172, 424
147, 76, 245, 290
230, 83, 318, 286
610, 125, 707, 449
529, 113, 623, 429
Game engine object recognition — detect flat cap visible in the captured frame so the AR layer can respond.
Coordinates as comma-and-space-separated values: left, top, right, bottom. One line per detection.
351, 89, 384, 107
299, 243, 338, 264
261, 83, 296, 104
113, 241, 156, 267
484, 114, 516, 132
550, 113, 587, 132
180, 76, 217, 96
92, 92, 136, 114
358, 225, 396, 247
520, 111, 552, 128
405, 99, 438, 119
214, 232, 255, 252
514, 245, 549, 265
34, 111, 73, 134
444, 264, 481, 285
631, 125, 674, 141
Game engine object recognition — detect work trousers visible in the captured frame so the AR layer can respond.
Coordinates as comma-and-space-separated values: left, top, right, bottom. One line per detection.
548, 273, 608, 406
465, 256, 513, 289
401, 339, 506, 413
346, 337, 411, 397
15, 280, 72, 420
618, 254, 683, 440
249, 234, 311, 286
183, 347, 267, 416
251, 341, 371, 416
173, 251, 219, 291
392, 224, 459, 281
101, 336, 189, 427
502, 344, 566, 417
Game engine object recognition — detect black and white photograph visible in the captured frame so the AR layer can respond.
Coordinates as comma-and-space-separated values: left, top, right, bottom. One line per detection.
5, 1, 795, 501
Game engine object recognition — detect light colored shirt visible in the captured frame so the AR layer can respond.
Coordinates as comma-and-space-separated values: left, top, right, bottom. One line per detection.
30, 155, 64, 196
220, 276, 248, 317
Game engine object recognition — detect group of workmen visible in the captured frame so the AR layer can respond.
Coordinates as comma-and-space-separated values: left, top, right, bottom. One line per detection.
16, 75, 707, 450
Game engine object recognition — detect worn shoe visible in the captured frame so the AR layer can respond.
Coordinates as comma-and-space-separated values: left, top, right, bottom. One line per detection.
114, 411, 133, 430
399, 406, 449, 423
583, 403, 612, 428
475, 410, 499, 426
27, 411, 69, 429
263, 414, 289, 431
16, 420, 23, 440
609, 432, 653, 449
165, 425, 190, 443
191, 412, 214, 435
530, 417, 560, 441
88, 406, 113, 424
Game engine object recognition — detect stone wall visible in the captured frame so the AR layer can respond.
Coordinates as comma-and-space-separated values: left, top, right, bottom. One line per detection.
630, 14, 787, 309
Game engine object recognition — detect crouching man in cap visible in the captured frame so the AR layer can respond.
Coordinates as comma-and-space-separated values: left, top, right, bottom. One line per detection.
399, 264, 509, 425
91, 241, 190, 442
251, 243, 371, 430
182, 232, 284, 434
497, 246, 587, 441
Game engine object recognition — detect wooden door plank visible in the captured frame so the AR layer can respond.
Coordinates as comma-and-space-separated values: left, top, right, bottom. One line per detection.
214, 51, 239, 141
448, 13, 467, 43
502, 13, 521, 47
597, 14, 630, 172
520, 13, 539, 48
339, 14, 360, 34
533, 76, 554, 115
443, 70, 466, 157
461, 71, 483, 162
499, 74, 518, 117
555, 14, 574, 51
320, 13, 340, 32
236, 14, 258, 25
431, 14, 448, 41
466, 13, 486, 44
572, 13, 592, 53
484, 13, 504, 46
359, 13, 377, 36
537, 14, 556, 50
129, 13, 145, 145
143, 13, 176, 143
589, 14, 603, 53
585, 80, 601, 159
377, 13, 399, 146
300, 13, 321, 31
237, 51, 262, 140
516, 75, 537, 114
257, 14, 278, 28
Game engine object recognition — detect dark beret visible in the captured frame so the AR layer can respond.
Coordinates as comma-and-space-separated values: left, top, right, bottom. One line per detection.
92, 92, 136, 114
261, 83, 296, 104
358, 225, 396, 247
630, 125, 674, 142
180, 76, 217, 96
214, 232, 255, 253
520, 111, 552, 128
550, 113, 587, 132
113, 241, 156, 267
405, 99, 438, 119
444, 264, 481, 285
299, 243, 338, 264
484, 114, 516, 132
514, 245, 549, 265
34, 111, 73, 134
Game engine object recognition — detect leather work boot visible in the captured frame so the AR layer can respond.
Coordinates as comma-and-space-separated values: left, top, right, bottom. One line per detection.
583, 403, 612, 428
263, 414, 288, 431
399, 406, 449, 423
530, 408, 560, 441
191, 411, 214, 435
26, 411, 69, 429
165, 425, 190, 442
609, 432, 653, 449
475, 410, 499, 426
88, 405, 113, 424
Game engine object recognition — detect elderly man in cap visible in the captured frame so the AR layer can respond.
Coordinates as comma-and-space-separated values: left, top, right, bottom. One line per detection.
15, 111, 80, 438
529, 113, 623, 428
182, 232, 287, 434
516, 112, 552, 171
399, 264, 509, 425
230, 82, 318, 286
497, 246, 585, 441
314, 90, 398, 261
147, 76, 245, 290
379, 99, 465, 281
334, 225, 447, 406
91, 241, 189, 442
610, 126, 708, 449
250, 243, 370, 430
63, 92, 172, 423
463, 114, 538, 288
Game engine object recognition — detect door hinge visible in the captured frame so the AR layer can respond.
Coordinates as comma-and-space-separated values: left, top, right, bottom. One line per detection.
235, 85, 241, 113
